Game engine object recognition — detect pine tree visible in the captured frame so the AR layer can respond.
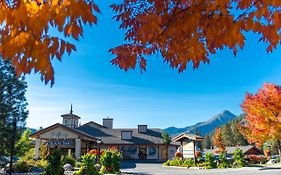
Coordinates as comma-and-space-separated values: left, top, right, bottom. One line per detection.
202, 135, 212, 149
162, 132, 171, 144
0, 59, 28, 156
231, 119, 248, 146
221, 123, 234, 146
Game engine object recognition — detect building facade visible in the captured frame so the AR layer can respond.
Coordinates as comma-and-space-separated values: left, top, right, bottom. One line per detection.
173, 133, 203, 159
30, 108, 178, 161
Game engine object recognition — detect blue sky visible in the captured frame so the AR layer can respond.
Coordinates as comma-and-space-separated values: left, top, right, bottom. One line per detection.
25, 2, 281, 129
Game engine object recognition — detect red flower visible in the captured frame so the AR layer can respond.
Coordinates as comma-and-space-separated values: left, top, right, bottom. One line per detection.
195, 151, 202, 158
109, 146, 118, 152
89, 149, 98, 155
175, 152, 183, 159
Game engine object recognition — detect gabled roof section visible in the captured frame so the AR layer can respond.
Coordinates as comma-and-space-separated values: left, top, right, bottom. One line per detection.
30, 123, 96, 141
82, 121, 106, 128
225, 145, 263, 155
76, 125, 166, 145
173, 133, 203, 142
204, 145, 264, 155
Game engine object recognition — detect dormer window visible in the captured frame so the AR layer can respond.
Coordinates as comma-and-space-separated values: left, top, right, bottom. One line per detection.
138, 125, 147, 133
121, 131, 132, 140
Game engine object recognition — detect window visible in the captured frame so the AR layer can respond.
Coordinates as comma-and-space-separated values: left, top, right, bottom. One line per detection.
121, 131, 132, 140
138, 125, 147, 133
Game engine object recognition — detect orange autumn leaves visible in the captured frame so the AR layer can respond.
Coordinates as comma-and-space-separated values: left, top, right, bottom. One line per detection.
240, 83, 281, 147
0, 0, 281, 85
0, 0, 100, 85
213, 128, 225, 153
110, 0, 281, 72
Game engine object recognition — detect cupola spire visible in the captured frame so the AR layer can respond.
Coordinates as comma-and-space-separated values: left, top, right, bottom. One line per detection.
70, 104, 73, 114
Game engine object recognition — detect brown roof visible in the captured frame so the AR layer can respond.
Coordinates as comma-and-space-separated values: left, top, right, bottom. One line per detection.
173, 133, 203, 142
204, 145, 264, 155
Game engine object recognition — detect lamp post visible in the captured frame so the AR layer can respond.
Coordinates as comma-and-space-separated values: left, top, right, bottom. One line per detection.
97, 140, 102, 163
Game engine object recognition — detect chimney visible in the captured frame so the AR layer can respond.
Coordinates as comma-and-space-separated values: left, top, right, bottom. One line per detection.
103, 117, 113, 129
138, 125, 147, 133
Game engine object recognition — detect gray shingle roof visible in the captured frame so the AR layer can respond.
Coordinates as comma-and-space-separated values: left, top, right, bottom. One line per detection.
75, 125, 165, 145
204, 145, 263, 155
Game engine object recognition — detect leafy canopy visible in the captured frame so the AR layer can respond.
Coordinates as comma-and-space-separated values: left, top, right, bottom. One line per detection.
240, 83, 281, 147
0, 0, 281, 85
0, 0, 100, 85
212, 128, 225, 153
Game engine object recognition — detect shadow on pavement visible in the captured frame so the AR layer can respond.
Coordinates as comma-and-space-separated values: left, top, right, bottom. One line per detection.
121, 173, 153, 175
121, 161, 137, 169
121, 160, 163, 169
260, 167, 281, 171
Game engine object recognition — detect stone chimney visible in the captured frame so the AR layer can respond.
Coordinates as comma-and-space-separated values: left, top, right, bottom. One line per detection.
103, 117, 113, 129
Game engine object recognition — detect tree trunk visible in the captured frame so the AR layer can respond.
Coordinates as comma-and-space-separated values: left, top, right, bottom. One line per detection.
277, 140, 281, 163
9, 117, 17, 175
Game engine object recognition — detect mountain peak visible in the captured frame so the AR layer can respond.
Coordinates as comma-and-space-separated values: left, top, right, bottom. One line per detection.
221, 110, 233, 115
164, 110, 237, 136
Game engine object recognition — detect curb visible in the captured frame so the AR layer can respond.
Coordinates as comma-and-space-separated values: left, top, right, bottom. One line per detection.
162, 165, 188, 169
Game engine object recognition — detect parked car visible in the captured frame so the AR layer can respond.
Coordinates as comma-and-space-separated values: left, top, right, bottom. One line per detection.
0, 155, 19, 168
0, 156, 9, 168
271, 155, 280, 159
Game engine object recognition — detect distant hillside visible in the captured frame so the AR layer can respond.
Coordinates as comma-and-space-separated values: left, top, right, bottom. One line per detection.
164, 110, 237, 136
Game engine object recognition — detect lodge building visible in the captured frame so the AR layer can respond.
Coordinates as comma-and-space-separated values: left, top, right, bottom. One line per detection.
30, 107, 179, 161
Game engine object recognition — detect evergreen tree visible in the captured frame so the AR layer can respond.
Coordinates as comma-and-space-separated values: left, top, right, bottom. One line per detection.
162, 132, 171, 144
0, 59, 28, 156
202, 135, 212, 149
221, 123, 234, 146
231, 119, 248, 146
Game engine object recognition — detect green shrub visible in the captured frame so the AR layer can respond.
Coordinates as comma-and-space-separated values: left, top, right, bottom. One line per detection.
19, 146, 48, 169
74, 153, 98, 175
205, 153, 216, 169
13, 160, 32, 173
100, 147, 122, 174
163, 159, 194, 167
218, 153, 230, 168
233, 148, 245, 167
111, 148, 122, 173
61, 154, 76, 166
100, 151, 114, 174
45, 149, 64, 175
197, 162, 207, 168
182, 159, 194, 167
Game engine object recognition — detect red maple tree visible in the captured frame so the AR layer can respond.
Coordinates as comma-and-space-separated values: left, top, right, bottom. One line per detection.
0, 1, 281, 85
213, 128, 225, 153
240, 83, 281, 158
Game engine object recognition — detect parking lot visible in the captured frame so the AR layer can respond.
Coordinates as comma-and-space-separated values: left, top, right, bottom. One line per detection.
120, 162, 281, 175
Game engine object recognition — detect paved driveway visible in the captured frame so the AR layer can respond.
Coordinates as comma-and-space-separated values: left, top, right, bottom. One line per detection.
120, 162, 281, 175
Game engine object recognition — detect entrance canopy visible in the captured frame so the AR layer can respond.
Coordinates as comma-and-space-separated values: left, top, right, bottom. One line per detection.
173, 133, 203, 142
